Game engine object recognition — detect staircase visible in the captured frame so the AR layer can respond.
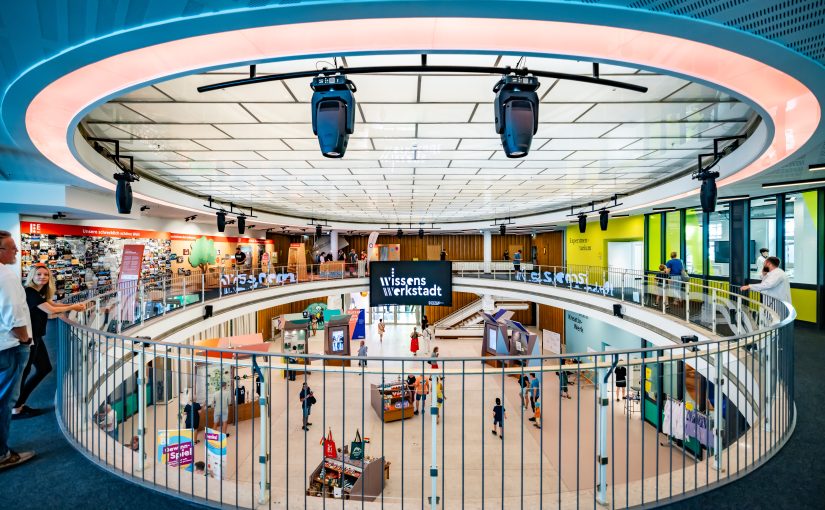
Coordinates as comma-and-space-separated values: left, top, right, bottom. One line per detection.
434, 298, 529, 339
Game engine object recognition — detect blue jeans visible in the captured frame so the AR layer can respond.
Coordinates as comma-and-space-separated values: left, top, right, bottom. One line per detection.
0, 344, 31, 457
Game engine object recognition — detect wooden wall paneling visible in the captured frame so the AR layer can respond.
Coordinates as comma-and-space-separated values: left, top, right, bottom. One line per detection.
345, 234, 533, 262
256, 297, 324, 340
265, 233, 298, 267
537, 303, 565, 345
534, 231, 564, 267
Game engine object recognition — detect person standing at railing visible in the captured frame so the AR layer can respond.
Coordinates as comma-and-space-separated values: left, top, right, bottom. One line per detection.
655, 264, 668, 307
665, 252, 687, 307
0, 230, 35, 470
233, 247, 246, 268
513, 250, 522, 272
12, 264, 84, 419
741, 256, 791, 304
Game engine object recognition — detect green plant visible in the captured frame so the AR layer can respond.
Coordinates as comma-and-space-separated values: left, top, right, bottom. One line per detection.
188, 236, 216, 272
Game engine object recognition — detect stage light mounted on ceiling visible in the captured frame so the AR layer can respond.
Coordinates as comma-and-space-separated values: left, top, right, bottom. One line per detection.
493, 74, 540, 158
599, 209, 609, 231
237, 214, 246, 235
216, 211, 227, 233
311, 74, 356, 158
578, 214, 587, 234
694, 135, 746, 213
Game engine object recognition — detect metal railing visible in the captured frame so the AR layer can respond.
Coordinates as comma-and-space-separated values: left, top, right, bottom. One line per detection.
54, 263, 796, 509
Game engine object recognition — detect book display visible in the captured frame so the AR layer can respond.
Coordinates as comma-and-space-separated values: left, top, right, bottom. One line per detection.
370, 381, 414, 422
307, 454, 386, 500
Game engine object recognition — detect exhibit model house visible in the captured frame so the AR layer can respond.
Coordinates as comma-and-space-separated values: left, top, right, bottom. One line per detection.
0, 2, 823, 510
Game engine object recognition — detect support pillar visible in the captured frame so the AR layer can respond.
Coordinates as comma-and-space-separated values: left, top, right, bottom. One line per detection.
330, 230, 339, 257
483, 230, 492, 274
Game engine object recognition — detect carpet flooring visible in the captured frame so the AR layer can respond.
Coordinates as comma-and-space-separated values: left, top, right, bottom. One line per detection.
1, 322, 822, 509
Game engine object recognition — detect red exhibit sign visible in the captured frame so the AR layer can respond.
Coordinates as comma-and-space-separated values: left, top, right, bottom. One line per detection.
119, 244, 145, 282
21, 221, 274, 244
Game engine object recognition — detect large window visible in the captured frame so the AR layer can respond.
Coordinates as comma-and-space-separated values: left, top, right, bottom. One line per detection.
665, 211, 681, 262
784, 191, 818, 284
708, 205, 730, 277
685, 208, 704, 274
647, 214, 662, 271
750, 197, 777, 279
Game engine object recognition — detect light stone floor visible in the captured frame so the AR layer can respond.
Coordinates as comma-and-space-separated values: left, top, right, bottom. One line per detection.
103, 322, 711, 508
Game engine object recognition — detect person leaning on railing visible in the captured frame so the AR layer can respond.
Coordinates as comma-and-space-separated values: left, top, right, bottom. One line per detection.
0, 230, 35, 471
741, 256, 791, 305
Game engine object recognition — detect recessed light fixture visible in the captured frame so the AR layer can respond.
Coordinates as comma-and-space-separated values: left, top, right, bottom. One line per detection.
652, 207, 677, 211
612, 213, 629, 218
809, 163, 825, 172
762, 177, 825, 189
717, 195, 750, 203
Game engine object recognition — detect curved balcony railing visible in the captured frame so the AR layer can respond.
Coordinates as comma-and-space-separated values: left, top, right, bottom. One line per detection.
54, 263, 795, 509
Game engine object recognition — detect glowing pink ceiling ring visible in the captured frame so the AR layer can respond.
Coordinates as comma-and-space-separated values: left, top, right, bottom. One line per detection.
24, 17, 820, 210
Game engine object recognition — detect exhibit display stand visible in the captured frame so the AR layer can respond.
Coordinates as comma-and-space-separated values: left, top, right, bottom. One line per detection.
287, 243, 308, 281
307, 454, 386, 501
480, 312, 509, 367
370, 380, 414, 422
324, 315, 351, 366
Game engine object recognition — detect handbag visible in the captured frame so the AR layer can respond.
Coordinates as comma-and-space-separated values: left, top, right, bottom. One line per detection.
349, 429, 365, 460
322, 428, 337, 458
308, 394, 317, 406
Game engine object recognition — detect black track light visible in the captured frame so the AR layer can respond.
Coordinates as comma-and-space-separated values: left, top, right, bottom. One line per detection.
499, 224, 506, 236
578, 214, 587, 234
311, 75, 356, 158
316, 224, 322, 237
397, 228, 403, 238
237, 215, 246, 235
216, 211, 226, 233
700, 175, 719, 213
599, 209, 609, 231
418, 228, 424, 239
493, 75, 540, 158
114, 173, 135, 214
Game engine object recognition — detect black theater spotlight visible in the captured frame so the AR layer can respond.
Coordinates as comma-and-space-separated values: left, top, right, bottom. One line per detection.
699, 174, 719, 213
311, 74, 356, 158
493, 74, 540, 158
184, 215, 197, 222
499, 224, 506, 236
237, 215, 246, 235
216, 210, 227, 233
52, 212, 66, 220
397, 228, 403, 238
140, 205, 150, 212
316, 224, 323, 237
578, 214, 587, 234
114, 172, 136, 214
418, 228, 424, 239
599, 209, 609, 231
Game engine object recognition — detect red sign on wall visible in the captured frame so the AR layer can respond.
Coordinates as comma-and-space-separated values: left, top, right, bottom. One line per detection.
119, 244, 145, 282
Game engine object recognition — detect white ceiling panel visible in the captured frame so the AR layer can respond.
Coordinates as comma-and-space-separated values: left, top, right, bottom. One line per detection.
535, 123, 618, 138
238, 160, 310, 169
126, 102, 257, 123
603, 122, 723, 138
310, 160, 382, 168
419, 75, 501, 102
361, 103, 475, 123
176, 150, 265, 161
578, 103, 711, 123
347, 75, 419, 102
194, 139, 291, 151
449, 159, 522, 168
470, 102, 593, 123
167, 161, 244, 169
640, 149, 703, 159
684, 102, 752, 122
417, 123, 497, 138
621, 138, 714, 150
113, 123, 230, 139
544, 75, 685, 103
216, 123, 314, 138
354, 124, 417, 138
86, 104, 153, 123
665, 83, 734, 102
518, 160, 593, 169
120, 139, 206, 151
372, 138, 459, 151
490, 150, 572, 160
120, 151, 190, 161
155, 74, 294, 102
381, 159, 452, 168
541, 138, 638, 151
242, 103, 313, 123
284, 138, 373, 151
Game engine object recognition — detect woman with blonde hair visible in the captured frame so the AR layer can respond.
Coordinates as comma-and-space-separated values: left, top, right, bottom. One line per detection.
12, 264, 84, 419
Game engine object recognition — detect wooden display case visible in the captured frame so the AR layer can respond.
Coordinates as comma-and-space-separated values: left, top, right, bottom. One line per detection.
307, 455, 386, 501
370, 382, 414, 422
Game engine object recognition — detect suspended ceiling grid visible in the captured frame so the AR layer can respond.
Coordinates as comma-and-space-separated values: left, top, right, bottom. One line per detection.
82, 53, 755, 224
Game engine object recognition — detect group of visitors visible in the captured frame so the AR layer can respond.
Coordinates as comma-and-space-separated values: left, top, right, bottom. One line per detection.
1, 231, 85, 471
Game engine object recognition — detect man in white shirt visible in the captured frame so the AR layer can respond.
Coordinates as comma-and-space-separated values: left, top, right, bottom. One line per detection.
755, 248, 769, 275
742, 256, 792, 305
0, 230, 35, 470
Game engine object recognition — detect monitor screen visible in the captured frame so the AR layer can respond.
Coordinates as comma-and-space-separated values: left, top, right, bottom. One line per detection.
369, 261, 452, 306
487, 327, 497, 351
330, 329, 345, 352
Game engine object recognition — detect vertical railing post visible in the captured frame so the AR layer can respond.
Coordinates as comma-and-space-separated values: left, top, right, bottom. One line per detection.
685, 280, 690, 322
597, 356, 608, 506
162, 275, 167, 315
95, 297, 101, 330
429, 368, 439, 510
765, 332, 772, 433
137, 347, 146, 472
736, 295, 743, 335
182, 276, 187, 309
712, 347, 724, 473
116, 288, 122, 334
662, 278, 666, 314
201, 273, 205, 303
712, 288, 718, 335
621, 271, 625, 302
140, 283, 145, 325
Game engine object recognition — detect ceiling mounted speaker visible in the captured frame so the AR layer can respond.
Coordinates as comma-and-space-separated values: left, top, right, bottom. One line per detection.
216, 211, 226, 233
114, 175, 133, 214
237, 215, 246, 235
599, 210, 609, 231
700, 177, 718, 213
499, 224, 506, 236
418, 228, 424, 238
316, 224, 322, 237
578, 214, 587, 234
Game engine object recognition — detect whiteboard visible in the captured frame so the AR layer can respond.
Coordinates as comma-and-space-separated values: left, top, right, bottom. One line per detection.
542, 329, 561, 354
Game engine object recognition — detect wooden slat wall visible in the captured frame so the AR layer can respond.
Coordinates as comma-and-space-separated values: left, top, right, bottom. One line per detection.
425, 292, 535, 325
534, 231, 565, 267
537, 303, 565, 344
256, 297, 321, 340
265, 233, 298, 267
346, 234, 533, 261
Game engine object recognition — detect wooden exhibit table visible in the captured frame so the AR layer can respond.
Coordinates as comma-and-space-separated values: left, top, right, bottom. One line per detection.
370, 383, 414, 422
196, 400, 261, 430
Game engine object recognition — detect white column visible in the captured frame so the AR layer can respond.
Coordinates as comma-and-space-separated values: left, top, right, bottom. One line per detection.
330, 230, 339, 257
481, 294, 495, 313
483, 230, 492, 273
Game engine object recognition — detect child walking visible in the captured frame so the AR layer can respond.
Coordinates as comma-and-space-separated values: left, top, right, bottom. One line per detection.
492, 397, 507, 438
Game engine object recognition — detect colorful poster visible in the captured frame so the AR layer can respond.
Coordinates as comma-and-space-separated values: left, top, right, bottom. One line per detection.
119, 244, 145, 282
352, 309, 366, 340
205, 428, 227, 480
157, 429, 194, 471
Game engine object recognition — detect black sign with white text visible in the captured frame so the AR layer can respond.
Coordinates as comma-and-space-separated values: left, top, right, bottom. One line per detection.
369, 261, 452, 306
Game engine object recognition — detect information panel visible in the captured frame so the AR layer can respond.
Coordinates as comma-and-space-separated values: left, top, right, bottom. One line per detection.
369, 261, 452, 306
